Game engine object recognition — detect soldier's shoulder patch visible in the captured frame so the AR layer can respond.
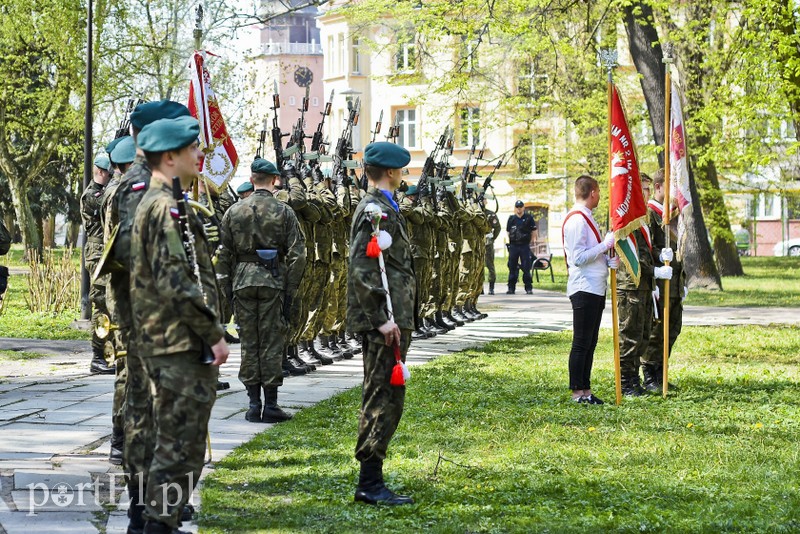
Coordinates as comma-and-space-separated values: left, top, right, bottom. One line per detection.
132, 182, 146, 191
94, 191, 102, 197
170, 207, 180, 219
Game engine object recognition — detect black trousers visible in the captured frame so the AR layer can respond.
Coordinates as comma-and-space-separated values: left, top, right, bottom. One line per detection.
568, 291, 605, 391
507, 244, 533, 290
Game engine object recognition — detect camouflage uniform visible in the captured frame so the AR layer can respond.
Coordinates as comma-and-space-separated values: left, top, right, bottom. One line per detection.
305, 182, 337, 339
643, 203, 685, 377
484, 208, 501, 289
80, 179, 109, 359
399, 194, 433, 324
199, 188, 236, 327
130, 180, 224, 529
216, 189, 306, 387
616, 227, 655, 386
111, 156, 154, 486
322, 183, 352, 337
348, 187, 416, 462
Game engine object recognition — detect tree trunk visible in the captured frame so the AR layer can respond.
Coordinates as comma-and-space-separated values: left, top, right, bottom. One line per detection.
43, 217, 56, 248
66, 221, 80, 248
682, 160, 723, 289
6, 176, 41, 255
623, 3, 666, 167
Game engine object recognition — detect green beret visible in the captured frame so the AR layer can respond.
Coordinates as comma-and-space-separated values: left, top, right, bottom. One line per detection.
363, 141, 411, 169
130, 100, 191, 131
405, 184, 418, 196
93, 155, 111, 171
251, 158, 279, 176
110, 136, 136, 164
236, 181, 254, 194
137, 116, 200, 154
105, 137, 124, 157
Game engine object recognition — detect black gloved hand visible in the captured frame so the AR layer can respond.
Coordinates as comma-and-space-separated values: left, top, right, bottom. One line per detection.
342, 169, 354, 187
282, 160, 297, 180
313, 167, 325, 185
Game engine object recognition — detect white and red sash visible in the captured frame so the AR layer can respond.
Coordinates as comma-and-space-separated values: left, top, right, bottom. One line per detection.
561, 209, 602, 268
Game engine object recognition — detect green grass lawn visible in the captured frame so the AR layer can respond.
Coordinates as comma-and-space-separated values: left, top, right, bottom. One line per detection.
200, 325, 800, 533
491, 254, 800, 307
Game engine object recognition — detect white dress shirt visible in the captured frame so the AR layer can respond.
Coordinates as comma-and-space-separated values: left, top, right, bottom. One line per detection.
563, 204, 609, 297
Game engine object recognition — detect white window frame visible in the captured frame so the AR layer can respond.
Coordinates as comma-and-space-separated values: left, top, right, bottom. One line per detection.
352, 37, 362, 74
459, 106, 480, 147
395, 38, 417, 74
397, 108, 417, 148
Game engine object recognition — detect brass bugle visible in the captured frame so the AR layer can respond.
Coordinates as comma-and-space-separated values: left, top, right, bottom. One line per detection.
95, 313, 119, 340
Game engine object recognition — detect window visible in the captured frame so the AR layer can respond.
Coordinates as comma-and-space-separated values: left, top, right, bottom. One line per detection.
459, 106, 480, 147
311, 97, 319, 107
326, 36, 334, 75
460, 37, 479, 72
395, 33, 417, 73
515, 132, 549, 176
338, 34, 346, 74
534, 133, 550, 175
782, 119, 797, 140
396, 109, 417, 148
352, 38, 362, 74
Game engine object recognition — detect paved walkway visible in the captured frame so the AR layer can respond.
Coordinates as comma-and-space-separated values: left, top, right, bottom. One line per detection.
0, 285, 797, 533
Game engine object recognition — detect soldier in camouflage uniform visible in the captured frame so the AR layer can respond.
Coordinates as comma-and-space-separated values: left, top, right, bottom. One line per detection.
81, 154, 114, 375
217, 158, 306, 423
100, 136, 136, 464
483, 199, 501, 295
616, 175, 672, 396
399, 185, 436, 340
349, 142, 416, 506
643, 168, 684, 391
131, 115, 229, 533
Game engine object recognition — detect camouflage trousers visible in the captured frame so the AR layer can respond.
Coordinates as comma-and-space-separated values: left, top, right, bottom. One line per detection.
485, 244, 496, 284
88, 258, 109, 355
113, 352, 127, 433
355, 329, 411, 462
413, 256, 432, 319
234, 285, 286, 388
470, 241, 485, 302
322, 254, 347, 335
457, 250, 471, 305
300, 261, 330, 341
290, 258, 315, 344
643, 282, 683, 368
124, 339, 154, 499
142, 351, 217, 529
617, 289, 654, 380
445, 247, 461, 311
429, 252, 443, 314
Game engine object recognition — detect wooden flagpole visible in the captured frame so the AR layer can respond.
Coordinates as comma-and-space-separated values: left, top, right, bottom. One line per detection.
662, 45, 674, 398
601, 49, 622, 406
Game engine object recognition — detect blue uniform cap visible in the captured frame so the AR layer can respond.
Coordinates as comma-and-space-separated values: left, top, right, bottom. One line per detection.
363, 141, 411, 169
251, 158, 279, 176
130, 100, 191, 131
105, 137, 125, 157
137, 116, 201, 154
93, 155, 111, 171
236, 181, 254, 194
110, 136, 136, 165
405, 184, 418, 196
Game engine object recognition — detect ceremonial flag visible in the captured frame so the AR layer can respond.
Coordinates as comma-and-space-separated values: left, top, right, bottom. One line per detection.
669, 82, 692, 213
188, 51, 238, 191
609, 84, 649, 286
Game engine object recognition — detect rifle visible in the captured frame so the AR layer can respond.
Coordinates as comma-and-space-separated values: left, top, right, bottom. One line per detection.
477, 157, 503, 207
386, 111, 400, 143
371, 110, 383, 143
171, 176, 214, 365
255, 118, 267, 159
311, 90, 334, 156
332, 97, 360, 191
115, 98, 142, 139
460, 143, 476, 201
417, 126, 449, 210
284, 86, 310, 167
270, 80, 289, 171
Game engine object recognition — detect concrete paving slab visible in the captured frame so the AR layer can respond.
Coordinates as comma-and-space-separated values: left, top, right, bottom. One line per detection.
0, 510, 100, 533
13, 470, 93, 491
0, 427, 107, 454
11, 489, 102, 513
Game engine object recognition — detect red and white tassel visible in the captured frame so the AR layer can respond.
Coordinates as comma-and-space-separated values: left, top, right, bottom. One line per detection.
389, 343, 409, 386
366, 235, 381, 258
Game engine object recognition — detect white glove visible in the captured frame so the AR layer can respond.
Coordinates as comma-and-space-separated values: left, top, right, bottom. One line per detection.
652, 285, 660, 301
659, 248, 674, 263
603, 232, 615, 250
607, 256, 620, 269
683, 286, 689, 301
654, 266, 673, 280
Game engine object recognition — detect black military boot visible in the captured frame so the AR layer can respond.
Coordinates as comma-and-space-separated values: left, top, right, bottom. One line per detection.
470, 301, 488, 320
262, 386, 292, 423
434, 311, 455, 331
109, 428, 124, 465
354, 457, 414, 506
488, 282, 495, 295
642, 365, 660, 393
461, 302, 480, 321
411, 327, 427, 340
506, 284, 516, 295
447, 310, 466, 327
344, 332, 362, 354
331, 333, 354, 359
305, 339, 335, 365
453, 306, 473, 323
143, 520, 191, 534
292, 344, 316, 371
425, 317, 447, 335
316, 335, 342, 361
245, 384, 263, 422
621, 375, 647, 397
282, 350, 307, 376
90, 348, 114, 375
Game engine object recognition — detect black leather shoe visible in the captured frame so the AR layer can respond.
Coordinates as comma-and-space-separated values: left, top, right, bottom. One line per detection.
585, 394, 604, 405
245, 384, 263, 423
344, 332, 362, 354
425, 318, 447, 335
354, 485, 414, 506
506, 290, 515, 295
180, 503, 194, 522
434, 312, 455, 331
411, 329, 427, 341
447, 311, 465, 327
90, 355, 115, 375
622, 384, 647, 397
216, 380, 230, 391
307, 339, 335, 365
109, 430, 124, 465
224, 331, 240, 344
525, 289, 533, 295
282, 355, 307, 376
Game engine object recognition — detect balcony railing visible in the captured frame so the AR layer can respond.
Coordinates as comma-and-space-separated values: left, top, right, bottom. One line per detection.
261, 42, 322, 56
